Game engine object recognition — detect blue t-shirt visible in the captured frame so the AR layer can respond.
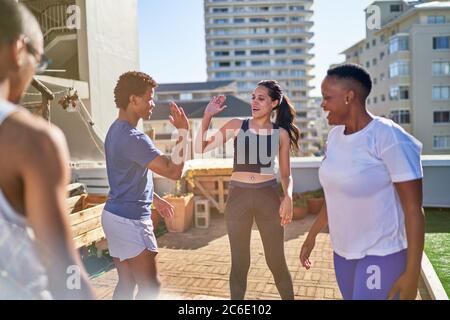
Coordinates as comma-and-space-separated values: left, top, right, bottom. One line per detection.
104, 120, 162, 220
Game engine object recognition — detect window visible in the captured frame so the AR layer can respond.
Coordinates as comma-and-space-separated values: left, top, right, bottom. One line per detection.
372, 39, 377, 46
428, 16, 446, 24
214, 19, 228, 24
389, 36, 409, 53
234, 39, 246, 45
389, 61, 410, 78
390, 110, 410, 124
390, 86, 409, 100
366, 61, 370, 68
234, 18, 245, 23
390, 4, 402, 12
251, 60, 270, 66
275, 49, 286, 54
433, 61, 450, 76
366, 42, 370, 49
212, 8, 228, 13
249, 18, 269, 23
215, 72, 231, 78
290, 70, 306, 77
373, 78, 378, 85
291, 38, 304, 43
251, 50, 270, 55
292, 59, 305, 65
214, 40, 229, 46
367, 98, 371, 105
274, 38, 287, 44
381, 94, 386, 102
380, 35, 385, 43
433, 86, 450, 100
434, 111, 450, 124
433, 136, 450, 150
249, 39, 269, 45
273, 17, 286, 22
291, 48, 304, 54
433, 36, 450, 50
373, 97, 378, 104
274, 59, 287, 65
214, 51, 229, 57
373, 58, 377, 66
380, 52, 385, 60
180, 93, 193, 100
380, 73, 385, 81
235, 61, 246, 67
235, 50, 246, 56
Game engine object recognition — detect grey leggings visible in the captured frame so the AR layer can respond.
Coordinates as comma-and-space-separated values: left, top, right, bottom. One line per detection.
225, 180, 294, 300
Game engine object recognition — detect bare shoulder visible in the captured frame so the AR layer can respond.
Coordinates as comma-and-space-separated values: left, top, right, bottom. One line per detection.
278, 127, 290, 142
4, 110, 69, 165
224, 118, 244, 130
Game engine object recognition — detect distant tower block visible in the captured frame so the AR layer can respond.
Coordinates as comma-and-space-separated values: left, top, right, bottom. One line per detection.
195, 199, 210, 229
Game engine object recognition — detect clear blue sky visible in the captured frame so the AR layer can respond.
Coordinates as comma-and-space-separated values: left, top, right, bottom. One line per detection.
138, 0, 374, 97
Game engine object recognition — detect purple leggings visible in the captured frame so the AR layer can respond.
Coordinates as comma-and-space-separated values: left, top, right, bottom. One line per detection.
333, 249, 407, 300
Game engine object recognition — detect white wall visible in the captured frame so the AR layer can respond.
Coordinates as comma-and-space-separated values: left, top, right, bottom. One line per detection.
79, 0, 140, 138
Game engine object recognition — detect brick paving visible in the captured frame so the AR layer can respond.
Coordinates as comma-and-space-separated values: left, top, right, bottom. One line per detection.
91, 213, 431, 300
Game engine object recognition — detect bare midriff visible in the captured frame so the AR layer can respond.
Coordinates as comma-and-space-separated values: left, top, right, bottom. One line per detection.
230, 172, 276, 184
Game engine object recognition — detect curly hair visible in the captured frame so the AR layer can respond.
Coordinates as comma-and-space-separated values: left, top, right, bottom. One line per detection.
114, 71, 157, 109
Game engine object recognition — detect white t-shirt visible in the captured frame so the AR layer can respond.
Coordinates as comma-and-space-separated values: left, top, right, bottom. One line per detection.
319, 116, 423, 260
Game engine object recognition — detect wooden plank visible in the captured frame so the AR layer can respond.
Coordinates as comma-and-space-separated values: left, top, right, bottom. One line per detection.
66, 194, 87, 214
186, 168, 233, 176
193, 178, 220, 211
85, 195, 108, 204
73, 227, 105, 249
71, 216, 102, 237
69, 203, 105, 226
218, 177, 225, 213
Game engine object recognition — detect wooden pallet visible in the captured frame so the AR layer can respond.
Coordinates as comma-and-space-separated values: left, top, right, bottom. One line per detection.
185, 168, 233, 214
67, 195, 107, 249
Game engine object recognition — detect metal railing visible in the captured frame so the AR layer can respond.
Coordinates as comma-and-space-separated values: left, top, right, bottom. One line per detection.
37, 3, 75, 41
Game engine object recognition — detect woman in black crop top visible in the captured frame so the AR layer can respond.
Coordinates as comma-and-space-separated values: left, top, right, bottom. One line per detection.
195, 80, 300, 300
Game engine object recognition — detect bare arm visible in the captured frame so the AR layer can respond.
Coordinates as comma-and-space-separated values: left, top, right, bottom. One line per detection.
278, 129, 294, 226
194, 96, 241, 154
147, 102, 189, 180
388, 179, 425, 300
299, 201, 328, 270
22, 124, 94, 299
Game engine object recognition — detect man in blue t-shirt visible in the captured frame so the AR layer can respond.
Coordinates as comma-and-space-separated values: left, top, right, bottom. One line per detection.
102, 71, 189, 300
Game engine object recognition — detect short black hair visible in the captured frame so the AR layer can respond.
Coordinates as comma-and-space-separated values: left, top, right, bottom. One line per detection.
0, 0, 23, 44
327, 63, 373, 99
114, 71, 157, 109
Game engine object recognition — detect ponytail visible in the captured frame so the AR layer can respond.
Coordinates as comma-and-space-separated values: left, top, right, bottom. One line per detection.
275, 95, 300, 150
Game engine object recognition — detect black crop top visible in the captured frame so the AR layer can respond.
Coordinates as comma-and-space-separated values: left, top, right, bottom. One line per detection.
232, 119, 279, 174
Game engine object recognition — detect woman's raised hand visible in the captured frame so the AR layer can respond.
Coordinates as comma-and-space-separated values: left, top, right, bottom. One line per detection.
204, 95, 227, 117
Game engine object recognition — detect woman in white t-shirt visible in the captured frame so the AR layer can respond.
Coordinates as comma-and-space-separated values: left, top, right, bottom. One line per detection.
299, 64, 425, 300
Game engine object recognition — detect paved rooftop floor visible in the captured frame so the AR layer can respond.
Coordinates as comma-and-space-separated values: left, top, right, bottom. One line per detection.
92, 213, 431, 300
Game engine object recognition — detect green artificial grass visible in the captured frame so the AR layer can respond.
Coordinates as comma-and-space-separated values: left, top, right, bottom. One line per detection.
424, 208, 450, 297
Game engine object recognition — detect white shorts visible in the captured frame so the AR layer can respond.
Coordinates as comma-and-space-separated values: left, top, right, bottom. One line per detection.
101, 209, 158, 262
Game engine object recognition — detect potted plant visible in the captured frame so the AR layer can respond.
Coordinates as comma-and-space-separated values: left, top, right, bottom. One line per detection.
306, 188, 325, 215
162, 181, 194, 232
292, 193, 309, 220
